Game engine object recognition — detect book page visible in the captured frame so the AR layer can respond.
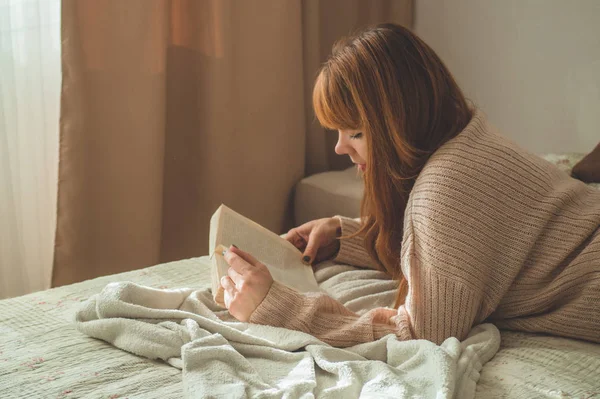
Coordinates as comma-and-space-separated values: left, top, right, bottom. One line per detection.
209, 205, 321, 301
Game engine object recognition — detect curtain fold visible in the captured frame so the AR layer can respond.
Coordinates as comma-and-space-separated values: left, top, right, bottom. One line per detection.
53, 0, 413, 287
0, 0, 61, 298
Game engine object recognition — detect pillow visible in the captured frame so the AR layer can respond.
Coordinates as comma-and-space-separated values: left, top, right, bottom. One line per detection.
571, 142, 600, 183
538, 153, 599, 190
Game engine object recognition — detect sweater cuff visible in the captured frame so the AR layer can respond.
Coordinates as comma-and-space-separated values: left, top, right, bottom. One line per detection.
249, 281, 304, 328
333, 216, 379, 269
390, 305, 414, 341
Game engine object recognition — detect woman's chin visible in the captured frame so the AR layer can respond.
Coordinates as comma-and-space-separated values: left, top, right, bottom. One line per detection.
355, 164, 366, 177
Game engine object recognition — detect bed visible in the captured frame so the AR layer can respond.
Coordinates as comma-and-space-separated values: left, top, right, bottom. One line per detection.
1, 153, 599, 398
1, 257, 599, 398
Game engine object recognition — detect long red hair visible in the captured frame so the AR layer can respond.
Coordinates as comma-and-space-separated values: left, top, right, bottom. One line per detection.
313, 23, 473, 308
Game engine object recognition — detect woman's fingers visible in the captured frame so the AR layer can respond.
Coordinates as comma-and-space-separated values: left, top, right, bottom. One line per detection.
302, 230, 322, 265
285, 229, 307, 250
221, 275, 236, 291
226, 245, 261, 267
227, 266, 243, 286
220, 275, 237, 308
224, 248, 253, 274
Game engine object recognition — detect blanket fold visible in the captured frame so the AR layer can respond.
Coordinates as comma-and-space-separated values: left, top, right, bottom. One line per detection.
76, 264, 500, 399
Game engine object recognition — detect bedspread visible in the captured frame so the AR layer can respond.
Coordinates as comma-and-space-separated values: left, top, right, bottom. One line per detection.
1, 257, 599, 398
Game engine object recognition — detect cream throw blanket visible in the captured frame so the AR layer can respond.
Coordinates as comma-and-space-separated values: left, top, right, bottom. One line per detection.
75, 261, 500, 398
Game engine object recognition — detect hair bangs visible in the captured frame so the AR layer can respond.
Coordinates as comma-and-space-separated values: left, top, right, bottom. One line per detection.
312, 66, 361, 131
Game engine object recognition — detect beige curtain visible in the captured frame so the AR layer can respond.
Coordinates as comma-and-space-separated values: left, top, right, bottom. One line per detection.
53, 0, 413, 287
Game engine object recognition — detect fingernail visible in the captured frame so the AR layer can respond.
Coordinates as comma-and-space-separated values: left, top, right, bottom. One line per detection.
232, 244, 239, 249
302, 256, 311, 264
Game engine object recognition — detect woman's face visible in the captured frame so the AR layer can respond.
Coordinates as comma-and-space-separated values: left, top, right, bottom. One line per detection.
335, 129, 367, 172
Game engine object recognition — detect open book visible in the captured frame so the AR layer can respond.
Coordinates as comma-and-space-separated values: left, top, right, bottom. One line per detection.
209, 204, 322, 307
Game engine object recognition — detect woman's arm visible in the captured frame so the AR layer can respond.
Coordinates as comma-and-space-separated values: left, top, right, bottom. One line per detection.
249, 262, 483, 347
249, 281, 412, 347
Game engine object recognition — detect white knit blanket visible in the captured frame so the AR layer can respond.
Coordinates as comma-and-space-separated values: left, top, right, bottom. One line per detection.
75, 261, 500, 399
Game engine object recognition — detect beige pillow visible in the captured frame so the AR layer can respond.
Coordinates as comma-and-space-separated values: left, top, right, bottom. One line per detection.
571, 142, 600, 183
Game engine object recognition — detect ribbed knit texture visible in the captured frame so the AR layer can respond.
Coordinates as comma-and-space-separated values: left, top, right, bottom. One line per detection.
250, 110, 600, 347
332, 216, 380, 270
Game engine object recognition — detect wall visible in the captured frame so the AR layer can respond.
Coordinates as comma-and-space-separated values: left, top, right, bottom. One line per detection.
414, 0, 600, 153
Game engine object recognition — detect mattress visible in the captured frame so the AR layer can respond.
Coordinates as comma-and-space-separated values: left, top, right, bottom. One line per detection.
294, 166, 363, 225
1, 258, 599, 398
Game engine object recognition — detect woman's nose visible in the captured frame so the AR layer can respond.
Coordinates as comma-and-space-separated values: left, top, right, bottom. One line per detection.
335, 134, 348, 155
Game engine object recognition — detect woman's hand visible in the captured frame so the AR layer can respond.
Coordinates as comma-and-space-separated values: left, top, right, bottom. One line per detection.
285, 217, 342, 265
221, 245, 273, 322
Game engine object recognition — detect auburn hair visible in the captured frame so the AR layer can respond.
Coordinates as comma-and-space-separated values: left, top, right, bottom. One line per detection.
313, 23, 473, 308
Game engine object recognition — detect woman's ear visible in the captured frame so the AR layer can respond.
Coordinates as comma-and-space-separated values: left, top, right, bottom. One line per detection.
571, 141, 600, 183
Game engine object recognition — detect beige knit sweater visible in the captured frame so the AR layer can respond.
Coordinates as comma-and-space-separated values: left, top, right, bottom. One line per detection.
250, 110, 600, 347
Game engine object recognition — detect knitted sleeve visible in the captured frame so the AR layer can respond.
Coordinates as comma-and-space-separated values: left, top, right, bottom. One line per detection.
332, 216, 380, 270
393, 203, 487, 344
249, 281, 412, 347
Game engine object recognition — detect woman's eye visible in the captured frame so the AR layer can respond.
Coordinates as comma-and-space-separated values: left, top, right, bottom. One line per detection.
350, 132, 363, 139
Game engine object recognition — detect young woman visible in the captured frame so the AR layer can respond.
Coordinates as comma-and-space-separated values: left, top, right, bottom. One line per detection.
220, 23, 600, 347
